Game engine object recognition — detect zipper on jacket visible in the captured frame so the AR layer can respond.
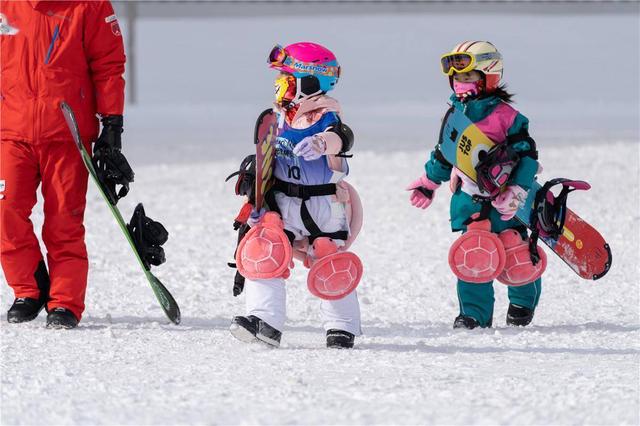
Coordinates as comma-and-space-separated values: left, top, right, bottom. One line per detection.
44, 25, 59, 65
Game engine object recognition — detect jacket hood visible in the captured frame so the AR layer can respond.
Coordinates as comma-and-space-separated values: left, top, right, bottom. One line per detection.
298, 95, 341, 115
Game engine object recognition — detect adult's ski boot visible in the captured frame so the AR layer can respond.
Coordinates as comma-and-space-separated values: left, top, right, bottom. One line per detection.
46, 308, 78, 329
7, 298, 46, 323
230, 315, 281, 348
7, 260, 50, 323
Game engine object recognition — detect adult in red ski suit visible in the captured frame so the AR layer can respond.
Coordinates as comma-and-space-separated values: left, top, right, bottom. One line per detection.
1, 0, 128, 327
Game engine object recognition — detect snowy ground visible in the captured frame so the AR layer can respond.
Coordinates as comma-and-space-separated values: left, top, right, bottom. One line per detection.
1, 140, 638, 425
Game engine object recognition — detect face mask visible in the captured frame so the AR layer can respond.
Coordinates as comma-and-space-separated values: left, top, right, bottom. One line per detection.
453, 79, 483, 101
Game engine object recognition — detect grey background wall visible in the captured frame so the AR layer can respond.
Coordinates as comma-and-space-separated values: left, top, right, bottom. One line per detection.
111, 1, 640, 164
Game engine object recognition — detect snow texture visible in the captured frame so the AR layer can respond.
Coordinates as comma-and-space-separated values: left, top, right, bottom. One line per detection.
1, 141, 638, 425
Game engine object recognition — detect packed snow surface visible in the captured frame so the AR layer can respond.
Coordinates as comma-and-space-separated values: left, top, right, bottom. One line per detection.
1, 140, 638, 425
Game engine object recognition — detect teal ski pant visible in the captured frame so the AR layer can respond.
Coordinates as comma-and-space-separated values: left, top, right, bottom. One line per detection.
450, 189, 542, 327
457, 278, 542, 327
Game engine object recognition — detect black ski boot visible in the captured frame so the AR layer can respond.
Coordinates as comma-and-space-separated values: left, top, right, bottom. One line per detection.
230, 315, 259, 342
326, 329, 355, 349
7, 297, 46, 323
506, 304, 534, 327
230, 315, 281, 348
7, 260, 50, 324
453, 315, 480, 329
453, 315, 492, 329
46, 308, 78, 329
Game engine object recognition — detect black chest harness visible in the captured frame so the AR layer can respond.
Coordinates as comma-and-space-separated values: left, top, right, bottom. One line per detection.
266, 177, 349, 244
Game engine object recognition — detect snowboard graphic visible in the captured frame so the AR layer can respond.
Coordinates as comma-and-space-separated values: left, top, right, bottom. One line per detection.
254, 108, 279, 211
439, 107, 611, 280
61, 102, 181, 324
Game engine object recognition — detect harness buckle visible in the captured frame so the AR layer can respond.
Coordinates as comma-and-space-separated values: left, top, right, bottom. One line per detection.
286, 182, 305, 199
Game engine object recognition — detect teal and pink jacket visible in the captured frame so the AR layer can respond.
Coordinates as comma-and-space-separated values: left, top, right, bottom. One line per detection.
425, 94, 540, 231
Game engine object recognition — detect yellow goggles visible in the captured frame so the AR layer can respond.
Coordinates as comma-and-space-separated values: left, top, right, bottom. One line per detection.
274, 74, 296, 106
440, 51, 501, 76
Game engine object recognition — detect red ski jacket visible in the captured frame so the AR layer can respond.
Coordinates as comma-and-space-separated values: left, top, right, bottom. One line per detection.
0, 0, 125, 144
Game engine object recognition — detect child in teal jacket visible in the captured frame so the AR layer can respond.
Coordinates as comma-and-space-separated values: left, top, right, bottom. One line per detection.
408, 41, 542, 329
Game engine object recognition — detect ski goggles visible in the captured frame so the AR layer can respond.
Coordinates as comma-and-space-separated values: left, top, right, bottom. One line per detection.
440, 51, 502, 75
475, 144, 520, 198
268, 45, 340, 77
268, 45, 289, 67
274, 73, 297, 106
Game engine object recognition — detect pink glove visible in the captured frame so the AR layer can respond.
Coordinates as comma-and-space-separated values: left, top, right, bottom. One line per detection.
491, 185, 528, 220
406, 174, 441, 209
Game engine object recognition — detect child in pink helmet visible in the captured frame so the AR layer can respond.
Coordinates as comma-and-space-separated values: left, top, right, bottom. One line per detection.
228, 42, 364, 348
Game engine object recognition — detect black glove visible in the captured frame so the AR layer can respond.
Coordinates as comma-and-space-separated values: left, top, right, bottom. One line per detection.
93, 115, 134, 205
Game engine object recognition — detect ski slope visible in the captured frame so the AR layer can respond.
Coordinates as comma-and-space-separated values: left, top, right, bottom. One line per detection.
1, 141, 638, 425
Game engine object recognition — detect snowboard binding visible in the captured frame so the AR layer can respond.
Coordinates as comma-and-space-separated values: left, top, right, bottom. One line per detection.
226, 155, 259, 296
529, 178, 590, 262
127, 203, 169, 270
532, 179, 590, 238
225, 154, 256, 203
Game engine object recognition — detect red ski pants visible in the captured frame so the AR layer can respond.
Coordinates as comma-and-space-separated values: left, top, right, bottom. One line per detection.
1, 139, 89, 319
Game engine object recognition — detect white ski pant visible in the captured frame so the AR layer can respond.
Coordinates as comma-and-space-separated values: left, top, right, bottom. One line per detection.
244, 192, 362, 336
245, 278, 362, 336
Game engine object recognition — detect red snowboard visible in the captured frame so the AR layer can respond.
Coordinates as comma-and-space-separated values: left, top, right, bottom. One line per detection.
541, 208, 611, 280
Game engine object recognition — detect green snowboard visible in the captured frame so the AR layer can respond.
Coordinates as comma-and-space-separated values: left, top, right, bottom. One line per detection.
61, 102, 180, 324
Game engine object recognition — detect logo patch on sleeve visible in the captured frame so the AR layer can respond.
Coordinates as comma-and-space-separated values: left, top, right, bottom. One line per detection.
105, 14, 118, 23
111, 21, 122, 37
0, 14, 19, 36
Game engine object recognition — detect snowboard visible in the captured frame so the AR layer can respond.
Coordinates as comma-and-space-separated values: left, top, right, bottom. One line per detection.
254, 108, 279, 211
438, 106, 612, 280
60, 102, 181, 324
